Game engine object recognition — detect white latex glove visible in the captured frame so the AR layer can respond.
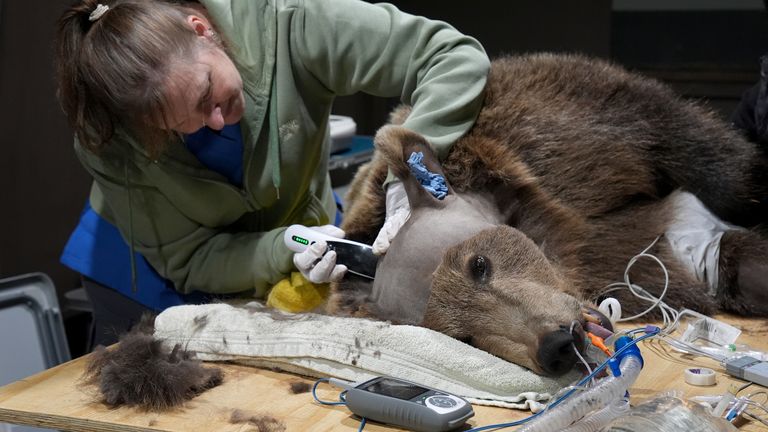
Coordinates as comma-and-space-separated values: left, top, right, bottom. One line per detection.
372, 181, 410, 255
292, 225, 348, 283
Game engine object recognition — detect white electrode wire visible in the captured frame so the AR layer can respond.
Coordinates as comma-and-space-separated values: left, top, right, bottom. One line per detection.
744, 397, 768, 425
657, 334, 727, 362
744, 393, 768, 415
598, 236, 682, 334
747, 391, 768, 405
732, 397, 768, 426
692, 388, 768, 425
612, 237, 669, 321
733, 391, 768, 426
570, 321, 594, 387
744, 411, 768, 427
745, 401, 768, 417
572, 344, 594, 387
595, 237, 737, 365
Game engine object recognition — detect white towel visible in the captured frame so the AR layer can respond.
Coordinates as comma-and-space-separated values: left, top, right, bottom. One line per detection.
154, 302, 579, 411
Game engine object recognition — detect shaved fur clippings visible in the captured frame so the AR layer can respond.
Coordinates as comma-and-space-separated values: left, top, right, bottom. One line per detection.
82, 314, 223, 410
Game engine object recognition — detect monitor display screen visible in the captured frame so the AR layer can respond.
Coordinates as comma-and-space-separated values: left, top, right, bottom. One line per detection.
363, 378, 430, 400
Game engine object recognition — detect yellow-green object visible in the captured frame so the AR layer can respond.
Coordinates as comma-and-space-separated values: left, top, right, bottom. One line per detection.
266, 272, 329, 313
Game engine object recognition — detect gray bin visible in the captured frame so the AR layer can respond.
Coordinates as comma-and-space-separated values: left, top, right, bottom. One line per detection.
0, 273, 71, 432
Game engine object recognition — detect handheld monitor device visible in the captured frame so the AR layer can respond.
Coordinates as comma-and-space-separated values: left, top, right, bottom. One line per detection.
343, 376, 474, 432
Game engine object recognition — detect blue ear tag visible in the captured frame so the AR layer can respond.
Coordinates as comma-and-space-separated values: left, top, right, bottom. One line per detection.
407, 152, 448, 199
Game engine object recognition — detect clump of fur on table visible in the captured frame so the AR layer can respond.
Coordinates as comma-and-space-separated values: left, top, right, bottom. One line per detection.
230, 409, 286, 432
82, 314, 223, 410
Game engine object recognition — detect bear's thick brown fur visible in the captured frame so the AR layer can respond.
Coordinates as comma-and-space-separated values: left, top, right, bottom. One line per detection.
329, 54, 768, 373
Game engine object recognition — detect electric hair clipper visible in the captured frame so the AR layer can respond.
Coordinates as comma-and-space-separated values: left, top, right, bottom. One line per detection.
284, 224, 378, 280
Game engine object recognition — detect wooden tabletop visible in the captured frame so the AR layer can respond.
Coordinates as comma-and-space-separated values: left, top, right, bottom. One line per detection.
0, 315, 766, 431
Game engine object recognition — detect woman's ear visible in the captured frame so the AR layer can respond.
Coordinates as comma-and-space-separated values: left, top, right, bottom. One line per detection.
186, 15, 212, 38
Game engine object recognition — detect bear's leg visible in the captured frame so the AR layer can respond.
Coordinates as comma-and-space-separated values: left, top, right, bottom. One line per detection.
717, 229, 768, 316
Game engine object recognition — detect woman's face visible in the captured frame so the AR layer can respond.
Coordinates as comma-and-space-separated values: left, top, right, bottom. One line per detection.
160, 43, 245, 134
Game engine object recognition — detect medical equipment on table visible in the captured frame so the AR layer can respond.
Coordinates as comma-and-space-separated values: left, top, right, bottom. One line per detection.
315, 376, 474, 432
309, 310, 765, 431
691, 383, 768, 426
725, 355, 768, 387
284, 224, 378, 279
306, 234, 768, 431
602, 394, 738, 432
514, 335, 646, 432
515, 237, 768, 431
684, 367, 717, 386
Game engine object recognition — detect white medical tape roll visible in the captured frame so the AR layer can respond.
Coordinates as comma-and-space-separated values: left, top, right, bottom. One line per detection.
684, 367, 716, 386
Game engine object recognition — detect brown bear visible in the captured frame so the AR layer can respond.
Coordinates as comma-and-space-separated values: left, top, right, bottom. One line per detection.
328, 53, 768, 376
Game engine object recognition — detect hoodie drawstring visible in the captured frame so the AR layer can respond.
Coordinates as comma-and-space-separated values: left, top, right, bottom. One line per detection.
124, 162, 138, 294
268, 62, 281, 199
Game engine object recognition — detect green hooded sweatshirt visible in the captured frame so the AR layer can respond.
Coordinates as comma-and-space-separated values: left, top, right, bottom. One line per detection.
74, 0, 490, 298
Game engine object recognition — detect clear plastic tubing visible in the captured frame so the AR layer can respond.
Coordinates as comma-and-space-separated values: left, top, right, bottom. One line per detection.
517, 355, 643, 432
559, 399, 631, 432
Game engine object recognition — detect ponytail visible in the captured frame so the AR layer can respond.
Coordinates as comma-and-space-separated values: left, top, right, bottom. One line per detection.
56, 0, 112, 150
54, 0, 201, 156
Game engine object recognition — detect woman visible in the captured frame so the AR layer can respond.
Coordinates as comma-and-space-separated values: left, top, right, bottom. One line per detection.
55, 0, 489, 346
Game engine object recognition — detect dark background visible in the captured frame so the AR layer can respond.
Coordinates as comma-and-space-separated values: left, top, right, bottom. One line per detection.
1, 0, 767, 356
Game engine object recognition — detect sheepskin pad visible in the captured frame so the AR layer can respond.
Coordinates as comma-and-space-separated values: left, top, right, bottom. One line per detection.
154, 302, 579, 411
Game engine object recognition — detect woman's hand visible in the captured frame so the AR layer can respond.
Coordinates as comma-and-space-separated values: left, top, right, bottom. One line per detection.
292, 225, 348, 283
372, 181, 410, 255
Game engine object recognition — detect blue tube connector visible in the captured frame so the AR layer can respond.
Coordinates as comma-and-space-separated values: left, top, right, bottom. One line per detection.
609, 336, 646, 377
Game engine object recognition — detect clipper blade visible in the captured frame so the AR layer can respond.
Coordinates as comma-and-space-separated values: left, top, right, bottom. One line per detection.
327, 241, 378, 280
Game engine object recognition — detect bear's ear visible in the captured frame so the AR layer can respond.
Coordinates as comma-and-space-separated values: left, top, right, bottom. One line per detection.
374, 125, 454, 208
